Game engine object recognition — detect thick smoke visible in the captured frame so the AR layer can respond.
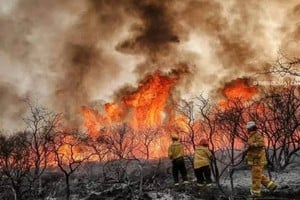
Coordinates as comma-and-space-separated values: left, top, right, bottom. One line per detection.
117, 0, 180, 55
0, 82, 27, 131
282, 2, 300, 57
179, 0, 300, 97
115, 0, 195, 97
0, 0, 82, 130
54, 0, 131, 121
0, 0, 299, 130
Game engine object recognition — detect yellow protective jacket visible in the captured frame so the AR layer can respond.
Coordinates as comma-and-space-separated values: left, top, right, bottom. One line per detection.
246, 131, 267, 166
194, 145, 212, 169
168, 141, 184, 160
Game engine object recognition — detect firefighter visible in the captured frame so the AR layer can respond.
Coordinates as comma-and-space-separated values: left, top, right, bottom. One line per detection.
168, 133, 189, 186
246, 121, 277, 197
194, 138, 213, 187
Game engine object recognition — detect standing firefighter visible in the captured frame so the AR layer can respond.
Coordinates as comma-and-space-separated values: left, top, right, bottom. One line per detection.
194, 138, 213, 187
246, 121, 277, 197
168, 133, 189, 186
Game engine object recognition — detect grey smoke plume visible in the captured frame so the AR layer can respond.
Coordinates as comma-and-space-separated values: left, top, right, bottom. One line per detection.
0, 0, 84, 129
0, 82, 27, 131
0, 0, 299, 130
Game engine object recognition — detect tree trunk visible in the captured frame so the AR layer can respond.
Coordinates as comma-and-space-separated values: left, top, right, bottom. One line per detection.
65, 174, 70, 200
38, 177, 42, 195
12, 186, 22, 200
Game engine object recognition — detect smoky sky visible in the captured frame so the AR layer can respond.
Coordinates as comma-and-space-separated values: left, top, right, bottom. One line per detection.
0, 0, 299, 130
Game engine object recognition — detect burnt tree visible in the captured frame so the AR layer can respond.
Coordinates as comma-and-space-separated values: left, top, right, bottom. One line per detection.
0, 132, 32, 200
196, 95, 223, 190
23, 103, 61, 196
267, 55, 300, 77
215, 98, 248, 198
99, 123, 137, 182
249, 86, 300, 171
99, 123, 136, 160
175, 99, 201, 159
50, 129, 93, 200
136, 127, 161, 160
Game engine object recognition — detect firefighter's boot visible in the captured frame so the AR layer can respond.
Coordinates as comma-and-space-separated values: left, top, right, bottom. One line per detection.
267, 181, 277, 192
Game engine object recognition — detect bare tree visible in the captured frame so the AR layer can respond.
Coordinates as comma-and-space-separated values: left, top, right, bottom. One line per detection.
214, 98, 248, 198
195, 95, 224, 190
98, 123, 138, 183
266, 55, 300, 77
23, 103, 61, 195
0, 132, 32, 200
87, 132, 109, 162
136, 127, 161, 160
50, 129, 94, 200
175, 99, 201, 160
249, 86, 300, 171
99, 123, 136, 160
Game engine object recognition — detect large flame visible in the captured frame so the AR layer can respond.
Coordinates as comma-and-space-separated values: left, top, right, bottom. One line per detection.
122, 72, 178, 129
82, 72, 178, 135
80, 76, 261, 159
219, 78, 257, 108
213, 78, 259, 149
80, 71, 179, 158
59, 76, 261, 161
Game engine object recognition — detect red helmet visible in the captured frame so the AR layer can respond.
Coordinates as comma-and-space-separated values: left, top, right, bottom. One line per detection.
199, 138, 209, 146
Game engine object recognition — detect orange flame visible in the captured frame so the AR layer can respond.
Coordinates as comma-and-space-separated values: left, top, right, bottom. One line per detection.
81, 106, 101, 138
104, 103, 123, 123
80, 71, 179, 158
122, 72, 178, 128
82, 72, 178, 133
80, 76, 260, 159
219, 78, 257, 108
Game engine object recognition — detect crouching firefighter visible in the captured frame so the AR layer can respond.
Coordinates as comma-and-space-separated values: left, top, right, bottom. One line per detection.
246, 121, 277, 197
168, 133, 189, 186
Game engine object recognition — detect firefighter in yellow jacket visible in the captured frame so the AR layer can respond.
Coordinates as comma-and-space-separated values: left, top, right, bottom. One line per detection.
194, 138, 212, 187
246, 121, 277, 197
168, 133, 188, 186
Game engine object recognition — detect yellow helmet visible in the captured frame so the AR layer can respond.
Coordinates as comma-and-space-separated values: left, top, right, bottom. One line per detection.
171, 133, 179, 140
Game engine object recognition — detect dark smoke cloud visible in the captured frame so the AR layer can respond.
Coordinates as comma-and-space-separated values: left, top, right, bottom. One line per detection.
1, 0, 300, 130
115, 0, 194, 95
116, 0, 183, 77
54, 0, 131, 122
116, 0, 180, 56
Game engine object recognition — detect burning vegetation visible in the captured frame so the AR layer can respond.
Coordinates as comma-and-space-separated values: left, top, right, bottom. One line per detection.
1, 74, 299, 199
0, 0, 300, 199
218, 78, 258, 109
82, 71, 179, 132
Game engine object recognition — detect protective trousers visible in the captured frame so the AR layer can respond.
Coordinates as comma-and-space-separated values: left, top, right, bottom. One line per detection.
251, 165, 272, 196
194, 165, 212, 184
172, 157, 188, 183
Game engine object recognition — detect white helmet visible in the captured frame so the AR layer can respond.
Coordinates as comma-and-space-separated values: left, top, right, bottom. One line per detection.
246, 121, 256, 129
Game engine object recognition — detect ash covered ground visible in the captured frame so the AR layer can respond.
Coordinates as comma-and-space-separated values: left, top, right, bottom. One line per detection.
4, 158, 297, 200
